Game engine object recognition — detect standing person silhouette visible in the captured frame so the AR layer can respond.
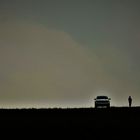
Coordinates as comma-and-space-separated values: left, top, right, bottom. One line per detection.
128, 96, 132, 107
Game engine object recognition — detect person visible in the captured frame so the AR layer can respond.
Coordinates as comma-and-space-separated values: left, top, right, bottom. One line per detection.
128, 96, 132, 107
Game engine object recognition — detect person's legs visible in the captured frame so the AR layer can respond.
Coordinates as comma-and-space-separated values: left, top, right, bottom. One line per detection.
129, 101, 132, 107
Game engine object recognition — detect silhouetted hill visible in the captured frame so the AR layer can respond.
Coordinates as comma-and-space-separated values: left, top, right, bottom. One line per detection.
0, 107, 139, 138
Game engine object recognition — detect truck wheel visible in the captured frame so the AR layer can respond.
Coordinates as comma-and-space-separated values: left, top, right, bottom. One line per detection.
95, 104, 97, 108
107, 105, 110, 108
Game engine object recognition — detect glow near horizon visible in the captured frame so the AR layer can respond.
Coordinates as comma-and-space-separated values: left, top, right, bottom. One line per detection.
0, 1, 140, 107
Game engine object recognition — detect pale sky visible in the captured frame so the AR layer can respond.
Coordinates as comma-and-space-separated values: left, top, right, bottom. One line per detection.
0, 0, 140, 108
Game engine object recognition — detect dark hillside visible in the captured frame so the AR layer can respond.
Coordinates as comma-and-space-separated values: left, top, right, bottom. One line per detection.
0, 107, 140, 128
0, 107, 139, 138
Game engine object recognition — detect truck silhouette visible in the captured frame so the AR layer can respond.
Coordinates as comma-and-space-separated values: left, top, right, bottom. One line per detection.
94, 96, 111, 108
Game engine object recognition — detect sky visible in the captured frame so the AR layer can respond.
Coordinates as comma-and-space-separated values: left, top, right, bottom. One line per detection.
0, 0, 140, 108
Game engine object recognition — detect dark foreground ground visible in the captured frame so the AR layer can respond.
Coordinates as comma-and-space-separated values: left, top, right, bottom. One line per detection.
0, 107, 140, 138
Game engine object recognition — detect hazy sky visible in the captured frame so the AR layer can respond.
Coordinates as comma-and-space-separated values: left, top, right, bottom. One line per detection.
0, 0, 140, 108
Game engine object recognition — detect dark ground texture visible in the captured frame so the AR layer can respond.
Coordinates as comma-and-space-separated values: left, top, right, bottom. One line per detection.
0, 107, 139, 138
